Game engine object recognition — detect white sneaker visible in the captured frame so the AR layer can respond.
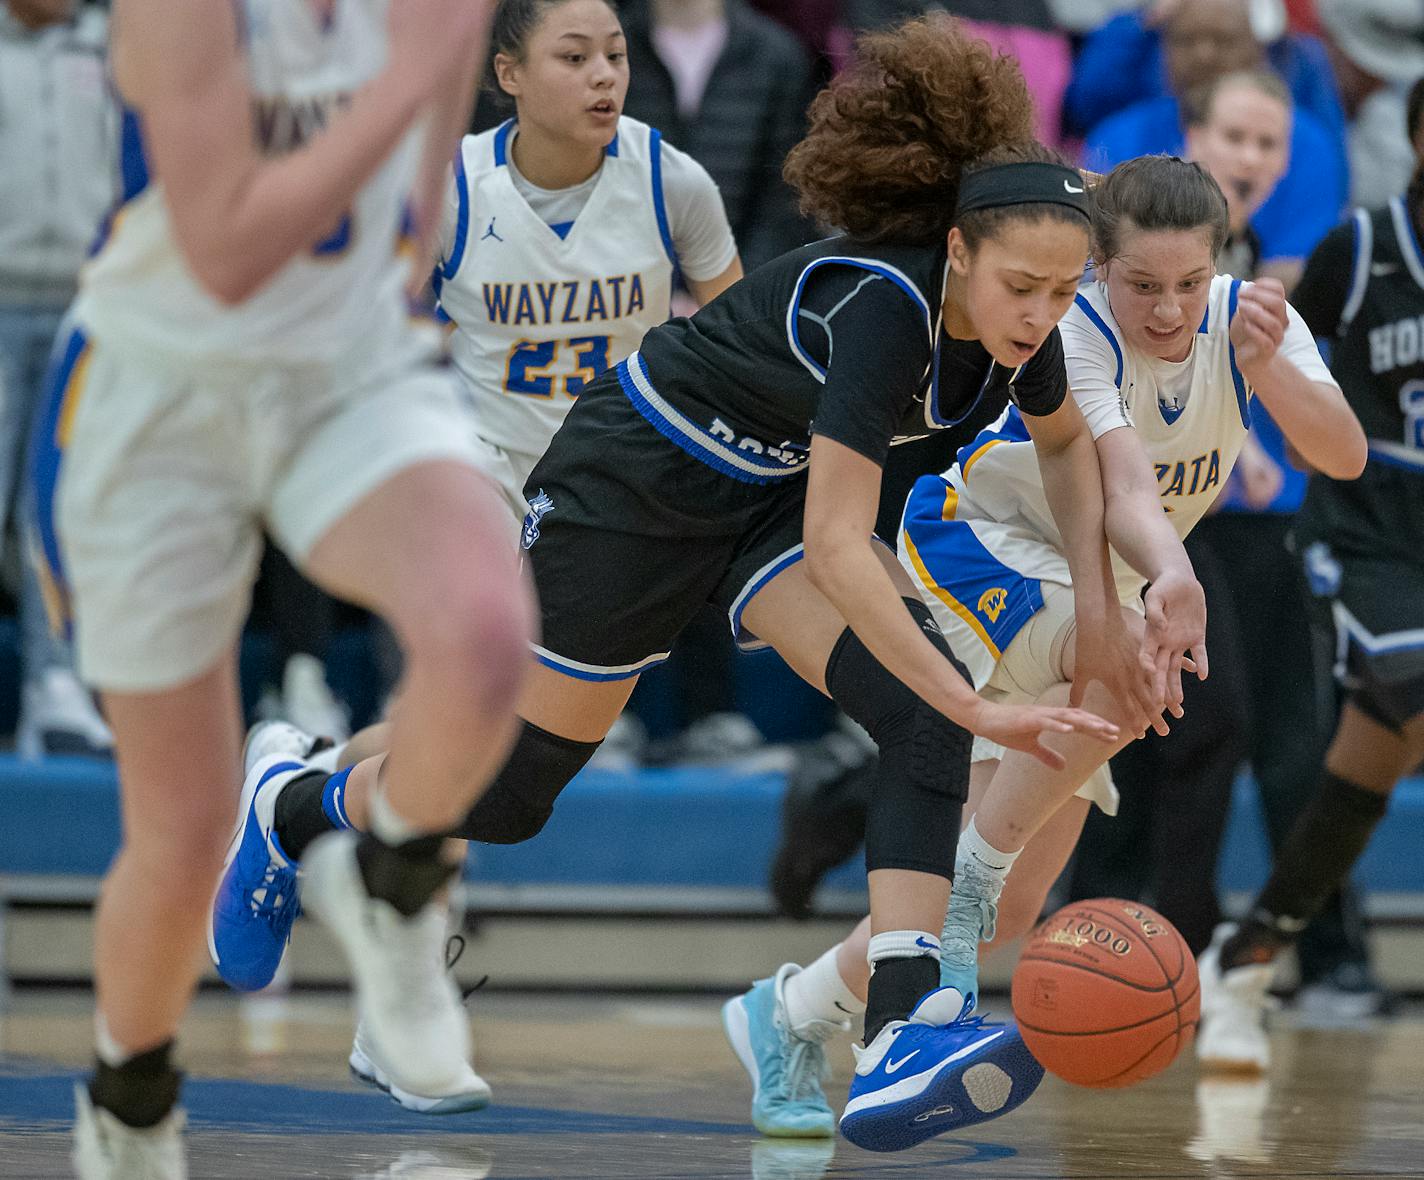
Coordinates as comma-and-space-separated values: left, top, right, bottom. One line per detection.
1196, 924, 1275, 1074
1186, 1077, 1271, 1164
72, 1083, 186, 1180
302, 831, 473, 1097
350, 1020, 491, 1113
17, 667, 113, 759
281, 653, 351, 743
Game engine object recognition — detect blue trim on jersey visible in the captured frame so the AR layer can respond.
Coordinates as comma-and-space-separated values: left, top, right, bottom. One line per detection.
1367, 441, 1424, 472
787, 258, 932, 383
616, 356, 801, 484
648, 129, 680, 275
26, 327, 89, 641
901, 477, 1045, 661
493, 119, 515, 166
439, 147, 472, 285
606, 132, 620, 158
1392, 195, 1424, 288
533, 645, 671, 681
1198, 305, 1209, 333
1158, 402, 1186, 425
1072, 293, 1124, 390
1342, 209, 1373, 328
955, 406, 1031, 477
729, 545, 806, 648
119, 107, 149, 202
1226, 278, 1252, 430
89, 107, 151, 256
548, 220, 575, 240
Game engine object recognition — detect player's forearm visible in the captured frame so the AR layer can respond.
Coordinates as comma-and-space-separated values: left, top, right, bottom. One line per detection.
1103, 486, 1191, 587
1245, 358, 1366, 480
1037, 430, 1116, 619
189, 69, 431, 303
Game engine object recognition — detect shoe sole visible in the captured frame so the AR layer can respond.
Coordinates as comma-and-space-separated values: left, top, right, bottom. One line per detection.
349, 1045, 491, 1115
721, 996, 835, 1139
839, 1028, 1044, 1153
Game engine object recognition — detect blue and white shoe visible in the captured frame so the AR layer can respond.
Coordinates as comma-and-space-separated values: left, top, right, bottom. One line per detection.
208, 723, 325, 991
723, 963, 844, 1137
939, 857, 1002, 1001
839, 987, 1044, 1152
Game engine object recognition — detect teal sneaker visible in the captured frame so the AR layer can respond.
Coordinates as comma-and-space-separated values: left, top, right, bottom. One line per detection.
939, 856, 1003, 1002
723, 963, 844, 1137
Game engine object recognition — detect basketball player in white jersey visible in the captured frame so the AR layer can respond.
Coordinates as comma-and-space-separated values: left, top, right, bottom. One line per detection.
209, 0, 742, 1115
440, 0, 741, 522
33, 2, 534, 1175
726, 155, 1366, 1138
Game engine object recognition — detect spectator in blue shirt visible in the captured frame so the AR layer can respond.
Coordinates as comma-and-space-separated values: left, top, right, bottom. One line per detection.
1064, 0, 1345, 145
1081, 0, 1347, 288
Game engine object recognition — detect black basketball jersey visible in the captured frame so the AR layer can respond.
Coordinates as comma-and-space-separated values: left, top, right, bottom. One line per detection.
618, 235, 1066, 484
1294, 197, 1424, 563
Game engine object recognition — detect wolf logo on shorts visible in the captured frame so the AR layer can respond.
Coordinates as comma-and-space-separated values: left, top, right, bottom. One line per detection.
522, 490, 555, 550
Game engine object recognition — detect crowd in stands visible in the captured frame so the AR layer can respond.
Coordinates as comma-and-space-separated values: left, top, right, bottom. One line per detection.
4, 0, 1421, 1008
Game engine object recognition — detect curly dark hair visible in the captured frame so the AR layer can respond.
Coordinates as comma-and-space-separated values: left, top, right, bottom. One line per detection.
784, 17, 1041, 246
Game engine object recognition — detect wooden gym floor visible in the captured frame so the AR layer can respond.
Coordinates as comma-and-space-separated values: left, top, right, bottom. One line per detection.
0, 988, 1420, 1179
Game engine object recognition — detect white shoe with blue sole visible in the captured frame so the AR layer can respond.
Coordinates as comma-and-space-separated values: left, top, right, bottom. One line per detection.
723, 963, 843, 1137
839, 987, 1044, 1152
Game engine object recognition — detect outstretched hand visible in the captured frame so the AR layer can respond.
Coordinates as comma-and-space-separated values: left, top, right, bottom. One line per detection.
967, 698, 1120, 771
1070, 608, 1161, 737
1143, 567, 1208, 727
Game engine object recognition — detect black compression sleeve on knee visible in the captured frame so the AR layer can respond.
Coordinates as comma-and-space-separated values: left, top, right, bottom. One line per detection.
824, 598, 972, 880
1223, 770, 1392, 970
451, 720, 600, 843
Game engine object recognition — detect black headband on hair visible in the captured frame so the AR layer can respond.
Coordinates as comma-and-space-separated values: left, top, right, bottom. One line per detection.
955, 162, 1091, 221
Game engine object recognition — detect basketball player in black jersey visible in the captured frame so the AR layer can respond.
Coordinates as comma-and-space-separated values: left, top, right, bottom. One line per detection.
1197, 78, 1424, 1072
250, 17, 1206, 1149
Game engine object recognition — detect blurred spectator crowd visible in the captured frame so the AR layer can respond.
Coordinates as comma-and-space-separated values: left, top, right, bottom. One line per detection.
3, 0, 1421, 1006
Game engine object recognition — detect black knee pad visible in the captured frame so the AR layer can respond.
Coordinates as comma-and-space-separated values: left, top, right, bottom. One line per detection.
452, 721, 600, 843
824, 598, 972, 879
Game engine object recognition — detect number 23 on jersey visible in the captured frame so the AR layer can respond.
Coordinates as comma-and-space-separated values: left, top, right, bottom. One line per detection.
505, 335, 610, 398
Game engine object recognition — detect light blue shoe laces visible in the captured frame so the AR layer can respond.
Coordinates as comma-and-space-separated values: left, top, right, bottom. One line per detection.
939, 856, 1004, 998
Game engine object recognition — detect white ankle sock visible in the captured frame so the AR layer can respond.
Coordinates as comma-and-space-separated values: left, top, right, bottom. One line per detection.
866, 929, 940, 964
958, 817, 1021, 879
368, 788, 422, 845
94, 1015, 132, 1068
784, 945, 864, 1030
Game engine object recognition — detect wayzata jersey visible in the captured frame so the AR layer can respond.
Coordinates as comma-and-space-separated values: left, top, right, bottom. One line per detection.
77, 0, 419, 366
936, 274, 1336, 600
435, 117, 677, 459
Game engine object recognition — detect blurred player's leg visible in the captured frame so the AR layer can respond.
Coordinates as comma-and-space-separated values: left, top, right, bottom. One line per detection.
76, 655, 244, 1177
1198, 701, 1412, 1072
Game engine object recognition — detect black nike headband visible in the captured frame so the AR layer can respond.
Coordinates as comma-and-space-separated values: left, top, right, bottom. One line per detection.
954, 162, 1092, 221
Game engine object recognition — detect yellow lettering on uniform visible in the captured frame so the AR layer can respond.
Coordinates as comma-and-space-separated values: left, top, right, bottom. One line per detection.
561, 281, 580, 323
977, 587, 1008, 623
1203, 449, 1221, 491
628, 273, 645, 316
513, 285, 537, 326
1188, 454, 1207, 495
585, 279, 607, 321
482, 283, 513, 324
535, 282, 557, 324
1164, 462, 1186, 497
607, 274, 626, 318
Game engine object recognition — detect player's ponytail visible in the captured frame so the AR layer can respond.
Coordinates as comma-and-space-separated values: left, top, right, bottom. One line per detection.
784, 17, 1046, 245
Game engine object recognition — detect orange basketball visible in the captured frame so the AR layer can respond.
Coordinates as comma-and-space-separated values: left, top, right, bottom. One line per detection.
1011, 898, 1200, 1089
